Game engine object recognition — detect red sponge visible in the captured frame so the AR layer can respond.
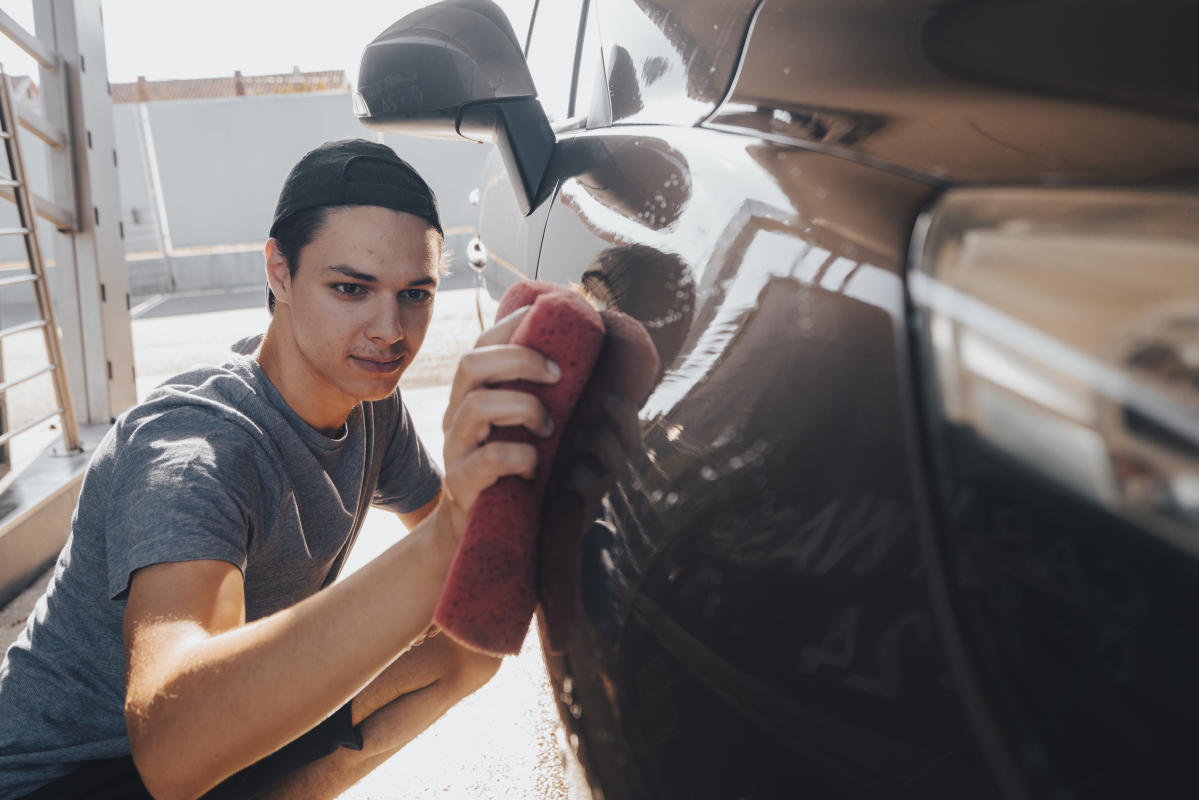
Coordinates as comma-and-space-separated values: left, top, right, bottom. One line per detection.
434, 282, 605, 655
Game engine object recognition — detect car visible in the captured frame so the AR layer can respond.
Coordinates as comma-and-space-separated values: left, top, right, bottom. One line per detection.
354, 1, 1199, 797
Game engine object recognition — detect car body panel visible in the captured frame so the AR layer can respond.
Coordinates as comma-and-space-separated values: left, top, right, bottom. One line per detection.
473, 144, 549, 295
597, 0, 759, 126
531, 125, 999, 797
447, 0, 1199, 797
707, 0, 1199, 184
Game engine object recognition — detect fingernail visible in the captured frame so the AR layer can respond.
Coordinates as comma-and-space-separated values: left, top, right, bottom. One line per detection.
547, 360, 562, 380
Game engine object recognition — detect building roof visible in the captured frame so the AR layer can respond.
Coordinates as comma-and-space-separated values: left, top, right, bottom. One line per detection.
110, 68, 348, 104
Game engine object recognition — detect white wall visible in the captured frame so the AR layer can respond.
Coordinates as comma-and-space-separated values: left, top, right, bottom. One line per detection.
5, 90, 494, 297
119, 90, 493, 295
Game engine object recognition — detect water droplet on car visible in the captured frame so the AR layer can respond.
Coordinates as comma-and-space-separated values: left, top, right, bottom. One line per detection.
701, 465, 718, 480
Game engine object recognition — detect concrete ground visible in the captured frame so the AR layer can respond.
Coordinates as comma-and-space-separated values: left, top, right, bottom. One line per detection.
0, 282, 572, 799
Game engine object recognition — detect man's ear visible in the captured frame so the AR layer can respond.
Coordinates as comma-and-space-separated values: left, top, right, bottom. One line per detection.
265, 239, 291, 303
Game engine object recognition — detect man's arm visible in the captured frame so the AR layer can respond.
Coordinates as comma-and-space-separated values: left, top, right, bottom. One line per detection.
124, 511, 458, 800
397, 489, 441, 531
124, 308, 555, 800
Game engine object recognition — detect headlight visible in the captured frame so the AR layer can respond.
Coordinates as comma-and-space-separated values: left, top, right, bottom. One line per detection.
910, 188, 1199, 553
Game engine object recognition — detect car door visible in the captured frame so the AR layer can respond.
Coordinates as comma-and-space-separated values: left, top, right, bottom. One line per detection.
522, 2, 998, 798
358, 2, 1199, 796
472, 0, 589, 299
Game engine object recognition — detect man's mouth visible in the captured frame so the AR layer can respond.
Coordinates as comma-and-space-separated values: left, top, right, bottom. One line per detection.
350, 354, 406, 374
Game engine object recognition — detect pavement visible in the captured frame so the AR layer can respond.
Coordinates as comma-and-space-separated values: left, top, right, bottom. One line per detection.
1, 281, 572, 799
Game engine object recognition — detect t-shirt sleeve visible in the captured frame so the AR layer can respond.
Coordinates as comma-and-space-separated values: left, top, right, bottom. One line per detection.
104, 409, 264, 599
372, 394, 443, 514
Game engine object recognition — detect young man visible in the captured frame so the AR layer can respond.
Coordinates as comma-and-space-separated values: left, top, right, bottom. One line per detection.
0, 139, 568, 799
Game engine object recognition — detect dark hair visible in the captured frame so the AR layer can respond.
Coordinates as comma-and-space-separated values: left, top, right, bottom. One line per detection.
266, 206, 332, 313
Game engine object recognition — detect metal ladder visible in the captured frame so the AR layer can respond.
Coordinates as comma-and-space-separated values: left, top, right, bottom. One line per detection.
0, 70, 81, 458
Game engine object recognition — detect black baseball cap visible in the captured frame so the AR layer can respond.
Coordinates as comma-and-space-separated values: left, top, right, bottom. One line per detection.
269, 139, 442, 236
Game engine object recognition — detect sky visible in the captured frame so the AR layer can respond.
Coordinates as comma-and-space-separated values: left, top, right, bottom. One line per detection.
1, 0, 535, 87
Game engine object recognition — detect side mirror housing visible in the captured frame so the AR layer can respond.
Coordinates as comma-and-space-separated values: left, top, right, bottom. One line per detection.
355, 0, 554, 214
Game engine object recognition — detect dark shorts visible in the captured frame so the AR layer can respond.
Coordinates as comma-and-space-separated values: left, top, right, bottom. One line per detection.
18, 702, 362, 800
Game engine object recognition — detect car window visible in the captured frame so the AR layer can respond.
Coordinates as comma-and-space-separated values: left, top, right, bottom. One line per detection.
576, 0, 609, 126
525, 0, 586, 122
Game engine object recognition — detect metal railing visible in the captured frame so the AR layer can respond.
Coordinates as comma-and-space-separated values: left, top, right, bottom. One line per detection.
0, 13, 82, 456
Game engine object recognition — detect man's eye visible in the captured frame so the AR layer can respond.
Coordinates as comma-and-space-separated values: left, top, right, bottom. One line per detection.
333, 283, 366, 296
401, 289, 433, 302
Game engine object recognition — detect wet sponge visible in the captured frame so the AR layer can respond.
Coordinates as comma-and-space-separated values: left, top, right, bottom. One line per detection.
434, 282, 606, 655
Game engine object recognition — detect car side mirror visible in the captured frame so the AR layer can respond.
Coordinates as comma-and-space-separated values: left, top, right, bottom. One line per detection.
355, 0, 555, 215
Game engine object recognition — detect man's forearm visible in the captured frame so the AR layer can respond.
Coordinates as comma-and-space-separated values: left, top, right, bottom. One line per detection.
255, 739, 397, 800
255, 635, 500, 800
126, 507, 459, 799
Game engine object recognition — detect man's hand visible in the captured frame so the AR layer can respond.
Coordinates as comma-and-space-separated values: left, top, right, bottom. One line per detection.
410, 622, 441, 647
439, 306, 561, 536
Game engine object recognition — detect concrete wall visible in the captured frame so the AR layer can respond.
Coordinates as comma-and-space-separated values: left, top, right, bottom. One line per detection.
122, 91, 491, 295
4, 90, 493, 297
112, 103, 161, 255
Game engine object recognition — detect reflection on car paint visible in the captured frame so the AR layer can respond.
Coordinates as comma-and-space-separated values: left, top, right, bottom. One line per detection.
364, 0, 1199, 795
709, 0, 1199, 184
598, 0, 758, 126
532, 125, 992, 795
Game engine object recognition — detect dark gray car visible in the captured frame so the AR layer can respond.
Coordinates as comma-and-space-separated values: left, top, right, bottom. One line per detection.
356, 1, 1199, 797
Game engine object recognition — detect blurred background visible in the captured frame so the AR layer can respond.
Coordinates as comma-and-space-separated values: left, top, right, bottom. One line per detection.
0, 2, 578, 797
0, 0, 534, 299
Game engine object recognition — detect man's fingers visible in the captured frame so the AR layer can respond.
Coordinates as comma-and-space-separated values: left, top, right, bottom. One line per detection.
443, 345, 560, 432
444, 440, 539, 512
458, 345, 560, 391
474, 305, 529, 347
443, 389, 554, 461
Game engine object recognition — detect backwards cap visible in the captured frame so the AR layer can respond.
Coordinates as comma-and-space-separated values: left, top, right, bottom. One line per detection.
270, 139, 442, 236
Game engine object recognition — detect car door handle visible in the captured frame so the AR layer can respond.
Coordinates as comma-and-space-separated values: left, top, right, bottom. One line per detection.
467, 235, 488, 271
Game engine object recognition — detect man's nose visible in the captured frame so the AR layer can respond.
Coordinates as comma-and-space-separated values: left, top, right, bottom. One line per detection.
366, 300, 404, 344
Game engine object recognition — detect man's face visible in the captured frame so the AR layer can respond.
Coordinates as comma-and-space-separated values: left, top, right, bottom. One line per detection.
270, 205, 441, 416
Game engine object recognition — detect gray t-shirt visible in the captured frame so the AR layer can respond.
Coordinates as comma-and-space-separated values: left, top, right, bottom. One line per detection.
0, 355, 442, 798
